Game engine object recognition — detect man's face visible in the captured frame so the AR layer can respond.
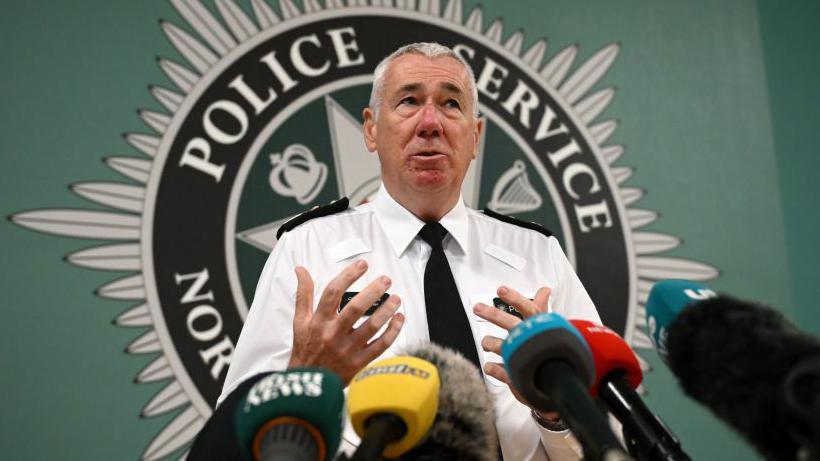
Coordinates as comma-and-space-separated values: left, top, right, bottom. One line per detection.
363, 54, 483, 201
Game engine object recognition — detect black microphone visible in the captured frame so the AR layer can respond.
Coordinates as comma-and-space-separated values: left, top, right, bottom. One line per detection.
397, 343, 499, 461
188, 372, 271, 461
570, 319, 690, 461
665, 293, 820, 461
501, 313, 630, 461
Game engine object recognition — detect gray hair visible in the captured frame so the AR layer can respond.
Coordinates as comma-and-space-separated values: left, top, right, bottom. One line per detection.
368, 42, 479, 117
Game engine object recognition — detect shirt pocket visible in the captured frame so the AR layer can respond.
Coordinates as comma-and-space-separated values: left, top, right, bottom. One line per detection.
469, 291, 533, 388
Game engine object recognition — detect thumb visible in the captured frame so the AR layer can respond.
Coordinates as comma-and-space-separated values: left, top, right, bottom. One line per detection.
533, 286, 552, 312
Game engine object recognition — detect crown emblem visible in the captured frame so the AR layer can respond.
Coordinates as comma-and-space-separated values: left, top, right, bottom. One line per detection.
269, 144, 328, 205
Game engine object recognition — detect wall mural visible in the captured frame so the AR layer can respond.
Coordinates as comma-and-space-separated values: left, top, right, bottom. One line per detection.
10, 1, 718, 458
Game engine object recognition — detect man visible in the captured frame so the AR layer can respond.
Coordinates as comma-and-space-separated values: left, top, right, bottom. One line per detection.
220, 43, 601, 460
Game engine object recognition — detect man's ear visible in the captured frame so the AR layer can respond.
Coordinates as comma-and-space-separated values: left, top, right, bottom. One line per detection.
472, 116, 484, 160
362, 107, 378, 152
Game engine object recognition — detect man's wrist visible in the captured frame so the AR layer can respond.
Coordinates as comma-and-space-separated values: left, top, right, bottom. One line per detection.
531, 409, 568, 432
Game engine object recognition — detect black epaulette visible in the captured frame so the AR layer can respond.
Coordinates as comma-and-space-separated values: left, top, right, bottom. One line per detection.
276, 197, 349, 239
483, 207, 553, 237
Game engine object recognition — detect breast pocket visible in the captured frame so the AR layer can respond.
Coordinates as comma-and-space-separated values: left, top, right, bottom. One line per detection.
469, 292, 533, 388
338, 278, 393, 329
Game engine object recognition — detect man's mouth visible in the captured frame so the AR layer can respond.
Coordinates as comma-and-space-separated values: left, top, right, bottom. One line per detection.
412, 151, 446, 158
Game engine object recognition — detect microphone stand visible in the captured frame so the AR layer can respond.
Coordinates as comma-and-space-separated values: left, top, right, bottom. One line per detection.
537, 362, 632, 461
599, 372, 690, 461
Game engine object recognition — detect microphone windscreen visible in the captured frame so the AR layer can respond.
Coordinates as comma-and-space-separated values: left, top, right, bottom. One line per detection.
570, 319, 642, 395
398, 343, 498, 461
348, 356, 440, 458
501, 312, 595, 410
645, 279, 717, 359
235, 368, 345, 461
666, 295, 820, 461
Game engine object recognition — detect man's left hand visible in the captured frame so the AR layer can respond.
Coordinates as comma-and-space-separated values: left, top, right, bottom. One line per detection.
473, 285, 562, 423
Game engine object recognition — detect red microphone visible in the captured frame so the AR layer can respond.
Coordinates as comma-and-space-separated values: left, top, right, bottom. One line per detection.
570, 320, 690, 461
570, 320, 642, 396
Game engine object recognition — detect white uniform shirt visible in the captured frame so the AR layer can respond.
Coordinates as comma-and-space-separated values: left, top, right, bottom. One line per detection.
221, 185, 601, 460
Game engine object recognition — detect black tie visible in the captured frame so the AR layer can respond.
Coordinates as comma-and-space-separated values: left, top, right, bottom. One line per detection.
418, 223, 482, 372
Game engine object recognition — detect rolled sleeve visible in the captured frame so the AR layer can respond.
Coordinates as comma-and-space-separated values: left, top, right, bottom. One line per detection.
538, 424, 584, 460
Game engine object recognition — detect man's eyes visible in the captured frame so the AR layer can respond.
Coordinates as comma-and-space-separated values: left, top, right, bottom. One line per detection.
444, 99, 461, 110
396, 96, 463, 112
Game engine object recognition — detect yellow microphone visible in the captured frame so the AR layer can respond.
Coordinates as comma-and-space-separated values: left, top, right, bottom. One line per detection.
348, 356, 440, 460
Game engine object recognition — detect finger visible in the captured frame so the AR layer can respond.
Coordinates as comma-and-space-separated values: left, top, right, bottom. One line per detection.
337, 275, 392, 332
480, 334, 504, 355
363, 312, 405, 358
497, 285, 540, 318
483, 362, 512, 386
352, 294, 401, 342
294, 267, 315, 323
473, 302, 521, 331
314, 259, 368, 319
533, 286, 551, 313
483, 362, 529, 406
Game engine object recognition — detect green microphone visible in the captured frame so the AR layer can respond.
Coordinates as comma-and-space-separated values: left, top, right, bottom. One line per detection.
235, 368, 345, 461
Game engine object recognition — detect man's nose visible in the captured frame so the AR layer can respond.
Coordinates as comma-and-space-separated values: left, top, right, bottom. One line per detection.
415, 103, 443, 138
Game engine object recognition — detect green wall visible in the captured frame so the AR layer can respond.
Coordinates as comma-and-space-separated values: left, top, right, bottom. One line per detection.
1, 1, 815, 459
758, 0, 820, 335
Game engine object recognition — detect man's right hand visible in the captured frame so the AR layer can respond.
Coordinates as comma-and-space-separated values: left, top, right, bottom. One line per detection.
287, 259, 405, 384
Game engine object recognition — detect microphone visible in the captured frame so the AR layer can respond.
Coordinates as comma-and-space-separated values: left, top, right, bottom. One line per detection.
644, 279, 717, 361
501, 312, 630, 461
570, 319, 690, 461
663, 290, 820, 461
347, 356, 440, 460
397, 343, 499, 461
234, 368, 345, 461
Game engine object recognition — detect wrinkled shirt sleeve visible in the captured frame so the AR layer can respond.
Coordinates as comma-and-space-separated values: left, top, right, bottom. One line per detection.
538, 236, 600, 460
217, 232, 300, 406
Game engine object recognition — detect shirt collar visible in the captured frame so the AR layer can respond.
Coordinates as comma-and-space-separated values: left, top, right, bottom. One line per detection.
372, 184, 470, 257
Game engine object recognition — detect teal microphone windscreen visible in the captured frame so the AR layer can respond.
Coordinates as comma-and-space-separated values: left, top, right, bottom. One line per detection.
235, 368, 345, 461
645, 280, 716, 360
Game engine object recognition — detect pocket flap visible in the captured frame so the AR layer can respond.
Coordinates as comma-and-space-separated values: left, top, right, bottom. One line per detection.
328, 238, 371, 262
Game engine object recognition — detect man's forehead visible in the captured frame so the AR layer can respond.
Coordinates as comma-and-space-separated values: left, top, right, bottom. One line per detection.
397, 81, 464, 95
384, 54, 470, 91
